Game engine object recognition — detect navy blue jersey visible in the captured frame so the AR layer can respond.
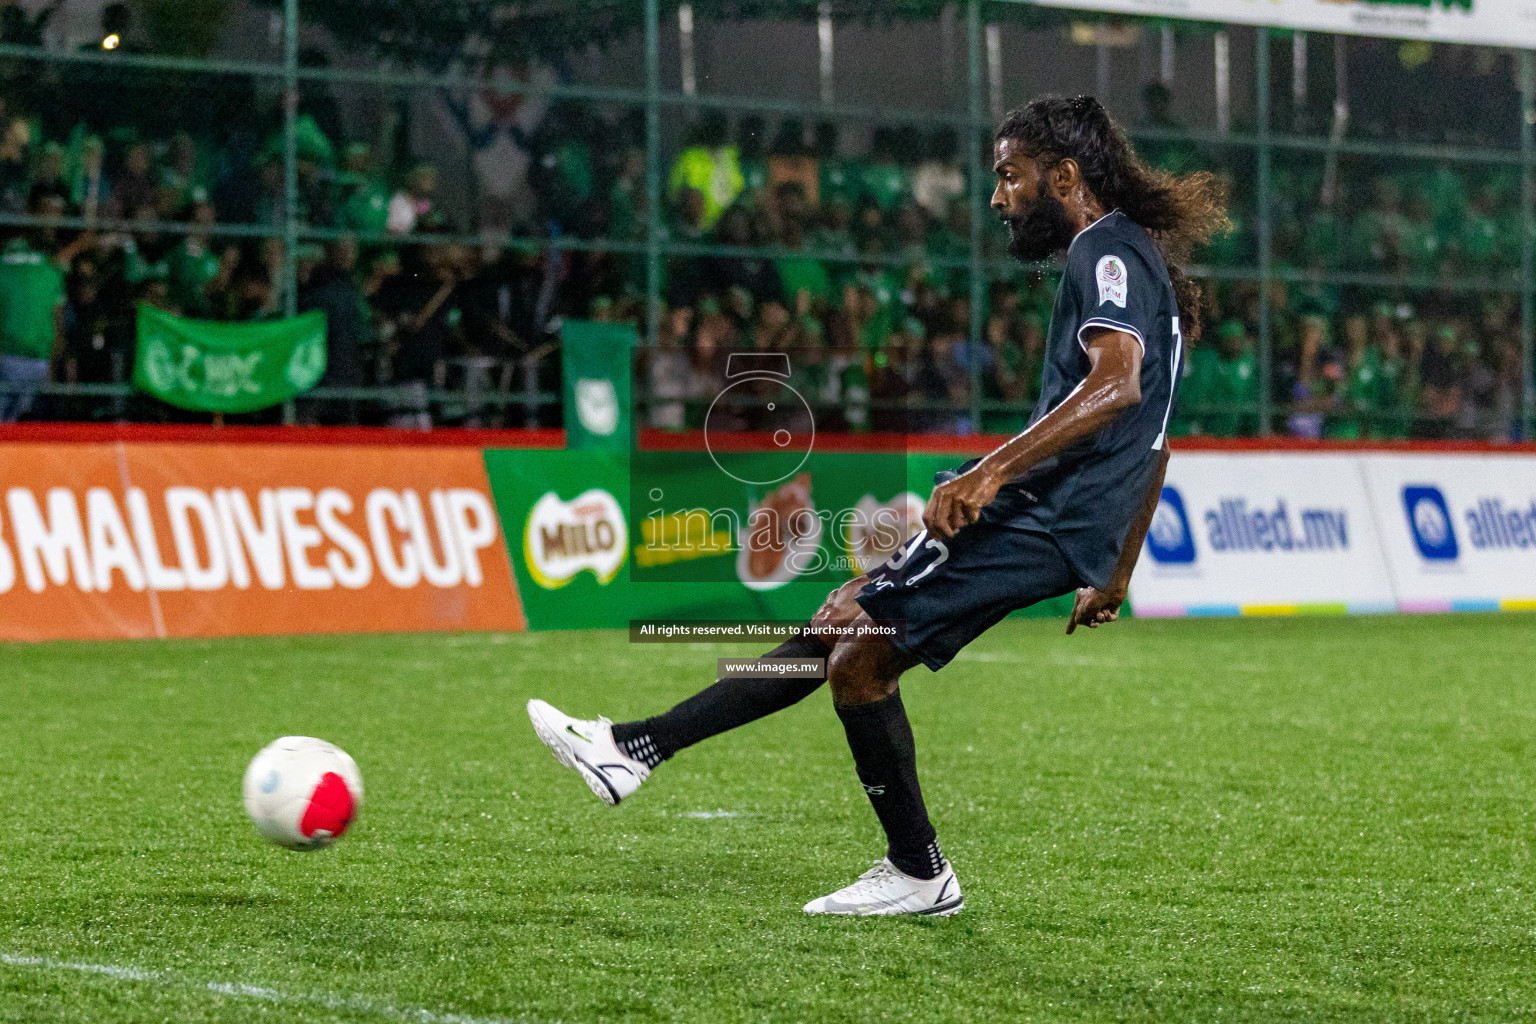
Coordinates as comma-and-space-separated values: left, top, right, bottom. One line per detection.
982, 210, 1182, 588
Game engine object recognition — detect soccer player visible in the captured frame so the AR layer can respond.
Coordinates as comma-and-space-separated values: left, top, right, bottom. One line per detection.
529, 96, 1227, 917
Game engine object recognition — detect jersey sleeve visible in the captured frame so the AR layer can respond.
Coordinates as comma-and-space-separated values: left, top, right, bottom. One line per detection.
1068, 229, 1159, 357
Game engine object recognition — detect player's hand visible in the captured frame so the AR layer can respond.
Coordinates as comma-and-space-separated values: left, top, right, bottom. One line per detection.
923, 464, 1003, 540
1066, 587, 1124, 634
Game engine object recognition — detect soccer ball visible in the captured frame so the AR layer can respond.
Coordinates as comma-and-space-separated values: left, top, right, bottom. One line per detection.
242, 736, 363, 851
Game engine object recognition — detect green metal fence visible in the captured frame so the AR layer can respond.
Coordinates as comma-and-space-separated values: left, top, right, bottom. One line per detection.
0, 0, 1530, 440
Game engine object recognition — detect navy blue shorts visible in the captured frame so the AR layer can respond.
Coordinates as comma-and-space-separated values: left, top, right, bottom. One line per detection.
854, 518, 1084, 672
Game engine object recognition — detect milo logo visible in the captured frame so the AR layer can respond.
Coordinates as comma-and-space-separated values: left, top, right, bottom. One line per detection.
524, 488, 627, 589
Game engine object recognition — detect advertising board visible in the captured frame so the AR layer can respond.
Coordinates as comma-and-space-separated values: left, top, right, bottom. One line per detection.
481, 447, 1054, 630
1129, 452, 1398, 617
0, 442, 526, 641
1360, 454, 1536, 612
2, 430, 1530, 641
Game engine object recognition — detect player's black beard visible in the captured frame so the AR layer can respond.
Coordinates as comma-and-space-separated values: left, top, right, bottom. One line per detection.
1002, 189, 1075, 263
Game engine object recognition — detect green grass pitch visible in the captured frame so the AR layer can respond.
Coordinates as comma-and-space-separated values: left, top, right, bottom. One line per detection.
2, 614, 1535, 1023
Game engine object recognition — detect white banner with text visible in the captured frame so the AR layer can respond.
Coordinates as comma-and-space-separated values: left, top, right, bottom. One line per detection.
1129, 450, 1536, 617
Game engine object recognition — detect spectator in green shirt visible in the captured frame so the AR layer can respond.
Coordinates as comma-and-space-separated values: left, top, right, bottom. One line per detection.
168, 199, 229, 318
1170, 325, 1219, 437
815, 121, 856, 208
1420, 161, 1468, 238
1301, 205, 1346, 272
1327, 313, 1383, 440
335, 143, 390, 235
1209, 319, 1259, 436
123, 202, 173, 288
1457, 185, 1505, 277
0, 228, 66, 422
1400, 190, 1445, 277
774, 185, 830, 317
1349, 178, 1409, 272
68, 134, 110, 223
1377, 318, 1417, 439
160, 132, 211, 216
858, 127, 910, 212
737, 114, 769, 200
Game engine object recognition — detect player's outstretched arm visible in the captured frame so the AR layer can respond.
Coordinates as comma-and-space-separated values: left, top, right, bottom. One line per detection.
923, 329, 1144, 540
1067, 443, 1171, 634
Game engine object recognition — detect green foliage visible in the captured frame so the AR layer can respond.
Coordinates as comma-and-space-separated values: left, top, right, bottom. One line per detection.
3, 614, 1535, 1021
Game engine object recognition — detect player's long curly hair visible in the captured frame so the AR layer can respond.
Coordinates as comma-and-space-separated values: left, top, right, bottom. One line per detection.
997, 95, 1229, 341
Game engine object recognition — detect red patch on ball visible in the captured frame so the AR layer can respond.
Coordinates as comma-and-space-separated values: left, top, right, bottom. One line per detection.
299, 771, 356, 838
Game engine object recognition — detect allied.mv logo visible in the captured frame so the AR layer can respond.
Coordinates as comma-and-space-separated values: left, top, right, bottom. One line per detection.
1402, 485, 1458, 560
1146, 486, 1196, 564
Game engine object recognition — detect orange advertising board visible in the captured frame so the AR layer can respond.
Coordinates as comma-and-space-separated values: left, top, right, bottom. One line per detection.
0, 443, 526, 641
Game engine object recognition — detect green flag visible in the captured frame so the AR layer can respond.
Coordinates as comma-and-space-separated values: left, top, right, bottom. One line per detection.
561, 319, 634, 449
134, 306, 328, 414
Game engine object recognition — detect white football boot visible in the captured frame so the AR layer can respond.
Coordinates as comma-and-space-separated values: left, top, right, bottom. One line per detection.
802, 858, 964, 917
526, 699, 650, 806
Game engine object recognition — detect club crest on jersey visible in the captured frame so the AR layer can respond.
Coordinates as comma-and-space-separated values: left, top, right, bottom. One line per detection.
1095, 255, 1128, 308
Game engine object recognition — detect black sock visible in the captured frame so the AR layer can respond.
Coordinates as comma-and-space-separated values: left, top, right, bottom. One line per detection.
836, 689, 943, 880
611, 630, 830, 767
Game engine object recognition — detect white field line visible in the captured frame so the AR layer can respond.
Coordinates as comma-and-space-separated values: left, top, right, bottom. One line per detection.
0, 953, 538, 1024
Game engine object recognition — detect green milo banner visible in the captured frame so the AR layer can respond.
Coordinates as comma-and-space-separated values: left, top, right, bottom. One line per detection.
482, 447, 1074, 630
561, 320, 633, 449
134, 306, 328, 414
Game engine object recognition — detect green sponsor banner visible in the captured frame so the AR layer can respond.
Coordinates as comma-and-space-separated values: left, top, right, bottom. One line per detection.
482, 447, 1073, 632
134, 306, 328, 414
482, 448, 825, 630
561, 319, 633, 450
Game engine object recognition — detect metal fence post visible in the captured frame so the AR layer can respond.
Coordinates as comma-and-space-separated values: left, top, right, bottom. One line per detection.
281, 0, 299, 425
1255, 26, 1273, 436
645, 0, 662, 352
966, 0, 986, 435
1521, 50, 1535, 441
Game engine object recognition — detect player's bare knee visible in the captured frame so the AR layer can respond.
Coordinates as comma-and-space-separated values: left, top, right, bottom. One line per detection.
808, 577, 868, 642
826, 636, 900, 707
827, 668, 893, 707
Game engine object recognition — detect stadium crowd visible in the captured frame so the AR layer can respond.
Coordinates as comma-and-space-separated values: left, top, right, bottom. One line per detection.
0, 37, 1528, 439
